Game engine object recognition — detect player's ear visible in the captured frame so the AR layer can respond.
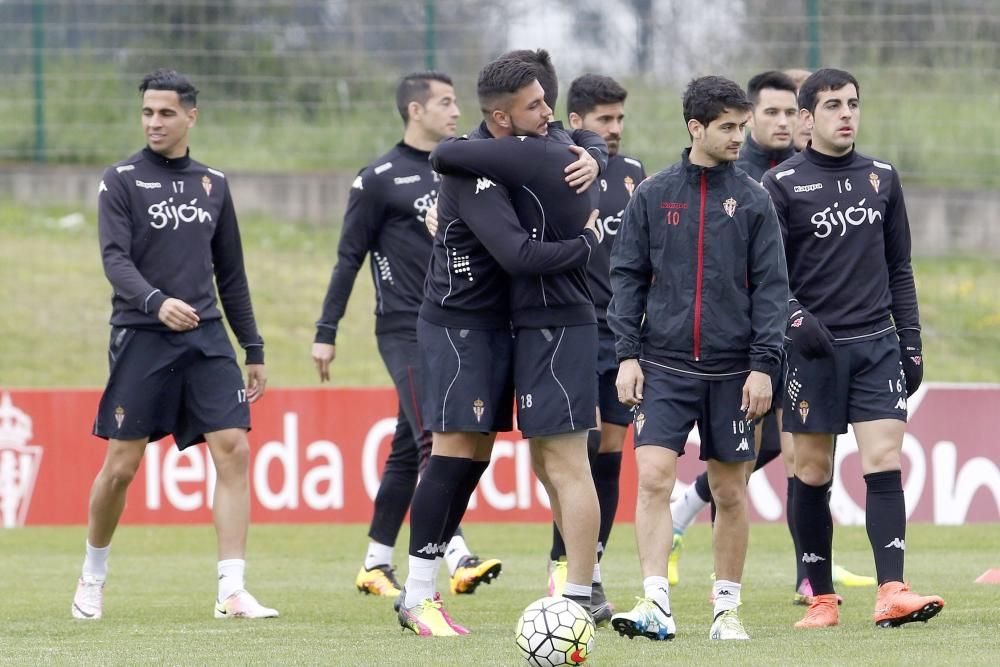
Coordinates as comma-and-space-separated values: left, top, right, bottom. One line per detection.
490, 108, 511, 130
568, 112, 583, 130
687, 118, 703, 142
186, 106, 198, 129
408, 100, 423, 122
798, 108, 813, 130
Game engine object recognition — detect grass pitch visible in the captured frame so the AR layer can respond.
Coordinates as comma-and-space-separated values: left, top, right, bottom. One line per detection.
1, 523, 997, 665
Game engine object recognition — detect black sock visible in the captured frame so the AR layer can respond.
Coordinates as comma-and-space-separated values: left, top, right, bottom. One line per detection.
550, 523, 567, 562
787, 476, 807, 587
594, 452, 622, 560
442, 459, 489, 546
367, 421, 419, 547
792, 476, 834, 595
865, 470, 906, 585
694, 471, 712, 502
409, 455, 471, 560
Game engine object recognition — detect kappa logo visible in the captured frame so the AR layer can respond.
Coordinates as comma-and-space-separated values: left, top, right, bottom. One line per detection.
473, 398, 485, 423
801, 552, 826, 564
793, 182, 823, 193
736, 437, 749, 452
352, 175, 363, 190
393, 175, 421, 185
723, 196, 738, 218
474, 177, 496, 194
98, 180, 108, 194
798, 400, 810, 423
884, 537, 906, 550
0, 393, 44, 529
135, 179, 162, 190
634, 412, 645, 435
417, 541, 447, 556
895, 397, 907, 410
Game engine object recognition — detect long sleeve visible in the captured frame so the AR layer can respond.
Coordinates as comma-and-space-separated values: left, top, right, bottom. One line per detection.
608, 187, 652, 360
314, 172, 386, 344
431, 136, 544, 186
98, 169, 167, 317
883, 173, 920, 333
761, 171, 800, 317
211, 185, 264, 364
569, 128, 609, 175
747, 198, 789, 374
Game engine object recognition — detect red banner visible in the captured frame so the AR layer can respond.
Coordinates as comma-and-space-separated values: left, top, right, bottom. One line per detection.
1, 385, 997, 527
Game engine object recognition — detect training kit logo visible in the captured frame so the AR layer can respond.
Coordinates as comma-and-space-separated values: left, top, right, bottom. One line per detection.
634, 412, 645, 435
0, 393, 44, 529
114, 406, 126, 430
202, 175, 212, 196
723, 197, 738, 218
798, 400, 810, 424
884, 537, 906, 550
801, 552, 826, 563
869, 172, 880, 193
474, 177, 495, 195
737, 437, 749, 452
624, 175, 635, 198
473, 398, 485, 423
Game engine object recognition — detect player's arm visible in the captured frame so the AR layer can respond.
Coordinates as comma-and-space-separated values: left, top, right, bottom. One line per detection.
210, 184, 265, 367
566, 128, 608, 191
312, 170, 385, 380
883, 170, 923, 395
431, 136, 543, 188
98, 169, 170, 318
459, 178, 597, 276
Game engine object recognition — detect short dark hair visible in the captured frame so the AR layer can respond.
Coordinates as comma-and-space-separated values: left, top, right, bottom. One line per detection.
502, 48, 557, 110
139, 69, 198, 108
395, 71, 453, 123
798, 68, 860, 114
566, 74, 628, 118
682, 76, 752, 131
746, 70, 797, 106
477, 57, 539, 115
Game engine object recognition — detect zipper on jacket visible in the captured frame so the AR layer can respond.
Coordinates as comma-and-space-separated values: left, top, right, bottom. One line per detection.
694, 172, 706, 360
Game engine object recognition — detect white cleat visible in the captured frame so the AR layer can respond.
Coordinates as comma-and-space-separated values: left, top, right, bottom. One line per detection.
709, 609, 750, 640
214, 590, 279, 619
72, 575, 105, 620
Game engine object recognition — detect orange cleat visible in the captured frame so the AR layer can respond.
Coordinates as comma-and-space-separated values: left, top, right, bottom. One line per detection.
794, 593, 840, 629
873, 581, 944, 628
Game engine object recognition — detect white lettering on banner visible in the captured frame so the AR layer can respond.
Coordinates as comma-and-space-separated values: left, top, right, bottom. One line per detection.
932, 442, 1000, 525
301, 439, 344, 510
145, 441, 217, 511
362, 418, 399, 501
253, 412, 345, 511
746, 471, 783, 521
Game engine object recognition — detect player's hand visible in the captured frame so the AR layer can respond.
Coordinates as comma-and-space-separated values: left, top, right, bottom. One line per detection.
158, 297, 199, 331
741, 370, 772, 421
425, 202, 438, 237
246, 364, 266, 403
312, 342, 336, 382
616, 358, 644, 407
786, 306, 834, 359
565, 145, 599, 193
584, 209, 599, 238
898, 330, 923, 397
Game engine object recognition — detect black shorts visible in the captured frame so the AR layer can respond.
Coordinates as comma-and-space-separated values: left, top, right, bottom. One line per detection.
514, 324, 598, 438
758, 410, 782, 454
93, 321, 250, 450
596, 327, 632, 427
783, 332, 907, 435
417, 317, 514, 433
631, 360, 756, 463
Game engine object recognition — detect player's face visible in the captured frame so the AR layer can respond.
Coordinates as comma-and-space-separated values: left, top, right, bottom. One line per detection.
142, 89, 196, 159
508, 80, 552, 137
803, 84, 859, 157
572, 102, 625, 156
750, 88, 797, 151
690, 108, 749, 166
414, 81, 461, 142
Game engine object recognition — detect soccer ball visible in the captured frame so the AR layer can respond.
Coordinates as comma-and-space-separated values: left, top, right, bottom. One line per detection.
515, 596, 595, 666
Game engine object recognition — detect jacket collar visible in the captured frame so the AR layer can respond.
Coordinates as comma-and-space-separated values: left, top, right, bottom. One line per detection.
682, 148, 733, 184
142, 146, 191, 170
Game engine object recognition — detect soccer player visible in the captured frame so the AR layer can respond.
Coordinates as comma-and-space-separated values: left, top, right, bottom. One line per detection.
74, 69, 277, 620
609, 76, 788, 641
762, 68, 944, 629
784, 69, 813, 151
396, 58, 601, 637
542, 74, 646, 617
431, 58, 610, 623
311, 72, 500, 600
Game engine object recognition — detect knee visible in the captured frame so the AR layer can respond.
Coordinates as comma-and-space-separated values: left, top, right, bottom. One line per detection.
710, 480, 746, 511
212, 435, 251, 476
637, 465, 675, 499
104, 455, 142, 489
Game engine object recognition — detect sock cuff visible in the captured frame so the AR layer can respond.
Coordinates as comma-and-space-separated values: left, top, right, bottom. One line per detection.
694, 472, 712, 502
863, 469, 903, 492
594, 451, 623, 476
217, 558, 246, 568
424, 454, 472, 481
792, 476, 831, 501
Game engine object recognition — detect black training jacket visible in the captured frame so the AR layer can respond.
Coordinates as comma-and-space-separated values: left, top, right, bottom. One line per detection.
609, 149, 788, 375
735, 135, 796, 183
315, 142, 437, 344
431, 131, 606, 328
762, 145, 919, 338
98, 147, 264, 364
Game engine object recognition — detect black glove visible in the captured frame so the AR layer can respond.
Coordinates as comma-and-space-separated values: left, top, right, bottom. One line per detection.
786, 307, 834, 360
898, 330, 923, 397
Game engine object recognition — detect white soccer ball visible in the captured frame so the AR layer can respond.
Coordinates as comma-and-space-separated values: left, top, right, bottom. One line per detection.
514, 596, 596, 667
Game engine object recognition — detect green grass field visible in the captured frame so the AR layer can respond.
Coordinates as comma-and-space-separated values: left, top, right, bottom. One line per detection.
1, 200, 999, 388
0, 523, 996, 665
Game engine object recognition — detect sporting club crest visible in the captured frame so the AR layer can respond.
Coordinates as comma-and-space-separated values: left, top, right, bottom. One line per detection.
202, 175, 213, 196
634, 411, 645, 435
0, 393, 44, 528
798, 400, 810, 424
869, 172, 880, 194
473, 398, 485, 423
723, 197, 737, 218
624, 175, 635, 198
114, 406, 126, 429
